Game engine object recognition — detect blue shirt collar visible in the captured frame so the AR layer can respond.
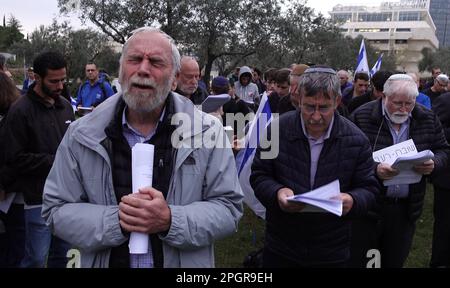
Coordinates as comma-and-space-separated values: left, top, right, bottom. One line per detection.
122, 105, 166, 140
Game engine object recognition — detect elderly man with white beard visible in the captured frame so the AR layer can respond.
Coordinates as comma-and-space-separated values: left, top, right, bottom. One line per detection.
350, 74, 450, 268
41, 27, 243, 268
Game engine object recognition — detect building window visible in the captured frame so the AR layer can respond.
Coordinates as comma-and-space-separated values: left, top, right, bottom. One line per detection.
395, 39, 408, 44
358, 12, 392, 22
332, 13, 352, 23
396, 28, 411, 32
355, 28, 389, 32
369, 40, 389, 44
399, 11, 421, 21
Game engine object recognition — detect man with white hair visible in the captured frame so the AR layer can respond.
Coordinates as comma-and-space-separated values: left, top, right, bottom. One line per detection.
337, 70, 352, 94
422, 73, 449, 105
350, 74, 449, 268
42, 27, 243, 268
175, 56, 208, 105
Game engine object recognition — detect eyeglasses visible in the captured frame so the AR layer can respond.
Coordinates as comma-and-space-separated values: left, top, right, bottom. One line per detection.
301, 104, 334, 115
390, 101, 414, 109
436, 81, 447, 88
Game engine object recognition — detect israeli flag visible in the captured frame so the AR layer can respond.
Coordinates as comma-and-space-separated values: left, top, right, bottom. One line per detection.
355, 39, 369, 74
235, 92, 272, 219
70, 97, 77, 113
370, 53, 384, 78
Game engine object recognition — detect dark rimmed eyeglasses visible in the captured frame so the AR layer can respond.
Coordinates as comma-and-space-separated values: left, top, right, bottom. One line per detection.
301, 104, 334, 115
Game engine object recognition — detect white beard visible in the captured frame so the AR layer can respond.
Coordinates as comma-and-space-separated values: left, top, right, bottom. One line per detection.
121, 75, 172, 113
384, 104, 409, 124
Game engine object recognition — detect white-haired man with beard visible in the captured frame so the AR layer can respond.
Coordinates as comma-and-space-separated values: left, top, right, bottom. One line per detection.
350, 74, 449, 268
174, 56, 208, 105
42, 27, 243, 268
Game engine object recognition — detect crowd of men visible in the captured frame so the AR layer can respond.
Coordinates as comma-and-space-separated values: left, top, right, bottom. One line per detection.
1, 27, 450, 268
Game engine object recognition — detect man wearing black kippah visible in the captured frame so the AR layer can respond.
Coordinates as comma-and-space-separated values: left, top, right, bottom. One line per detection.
251, 66, 379, 267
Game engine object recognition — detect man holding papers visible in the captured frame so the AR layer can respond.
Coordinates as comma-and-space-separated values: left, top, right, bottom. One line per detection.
42, 28, 243, 268
251, 66, 379, 267
350, 74, 449, 268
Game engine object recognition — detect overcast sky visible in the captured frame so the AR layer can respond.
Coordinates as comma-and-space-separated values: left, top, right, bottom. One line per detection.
3, 0, 388, 36
2, 0, 89, 35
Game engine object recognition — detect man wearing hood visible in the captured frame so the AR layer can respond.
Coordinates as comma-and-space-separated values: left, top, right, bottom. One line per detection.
234, 66, 260, 111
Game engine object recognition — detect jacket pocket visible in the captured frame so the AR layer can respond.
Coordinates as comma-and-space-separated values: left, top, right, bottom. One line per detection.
180, 151, 200, 175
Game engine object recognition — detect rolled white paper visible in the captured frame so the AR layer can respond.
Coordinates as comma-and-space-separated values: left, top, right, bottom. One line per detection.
129, 143, 154, 254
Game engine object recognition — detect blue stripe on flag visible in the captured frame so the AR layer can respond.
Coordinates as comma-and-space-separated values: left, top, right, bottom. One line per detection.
370, 53, 383, 78
237, 93, 272, 176
356, 47, 365, 66
355, 39, 369, 73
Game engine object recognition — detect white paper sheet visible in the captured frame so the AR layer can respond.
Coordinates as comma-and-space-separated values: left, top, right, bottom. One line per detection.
383, 149, 434, 186
372, 139, 417, 165
0, 192, 16, 213
287, 180, 343, 216
129, 143, 154, 254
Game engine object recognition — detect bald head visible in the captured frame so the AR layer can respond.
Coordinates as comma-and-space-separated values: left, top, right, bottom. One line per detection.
407, 72, 420, 88
337, 70, 349, 86
176, 56, 200, 96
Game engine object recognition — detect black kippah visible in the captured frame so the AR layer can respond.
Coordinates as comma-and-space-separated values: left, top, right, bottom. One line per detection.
304, 67, 336, 75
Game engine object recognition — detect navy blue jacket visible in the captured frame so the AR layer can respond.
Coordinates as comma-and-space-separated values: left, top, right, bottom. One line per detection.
251, 111, 379, 265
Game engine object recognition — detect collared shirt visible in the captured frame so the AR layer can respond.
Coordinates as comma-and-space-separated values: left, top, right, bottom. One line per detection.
383, 108, 411, 198
301, 115, 335, 189
122, 106, 165, 144
121, 105, 165, 268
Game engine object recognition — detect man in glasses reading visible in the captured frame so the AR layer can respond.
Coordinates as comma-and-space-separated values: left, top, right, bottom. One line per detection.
250, 65, 379, 267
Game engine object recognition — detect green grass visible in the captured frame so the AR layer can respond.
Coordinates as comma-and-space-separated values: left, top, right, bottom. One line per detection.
405, 184, 434, 268
215, 206, 265, 268
216, 185, 435, 268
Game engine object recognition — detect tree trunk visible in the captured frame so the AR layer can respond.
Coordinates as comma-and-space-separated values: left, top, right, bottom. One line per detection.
203, 52, 216, 92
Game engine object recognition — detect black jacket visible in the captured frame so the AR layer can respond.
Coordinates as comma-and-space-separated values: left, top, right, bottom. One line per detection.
250, 111, 379, 265
2, 89, 74, 204
0, 112, 10, 191
347, 91, 375, 114
350, 98, 449, 220
432, 92, 450, 189
175, 87, 208, 105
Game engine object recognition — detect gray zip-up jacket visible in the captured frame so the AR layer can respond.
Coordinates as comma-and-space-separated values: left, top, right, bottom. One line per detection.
42, 92, 243, 268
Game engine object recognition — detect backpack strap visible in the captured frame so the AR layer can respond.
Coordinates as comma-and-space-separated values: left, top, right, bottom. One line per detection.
100, 81, 107, 99
91, 81, 108, 107
76, 84, 84, 106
